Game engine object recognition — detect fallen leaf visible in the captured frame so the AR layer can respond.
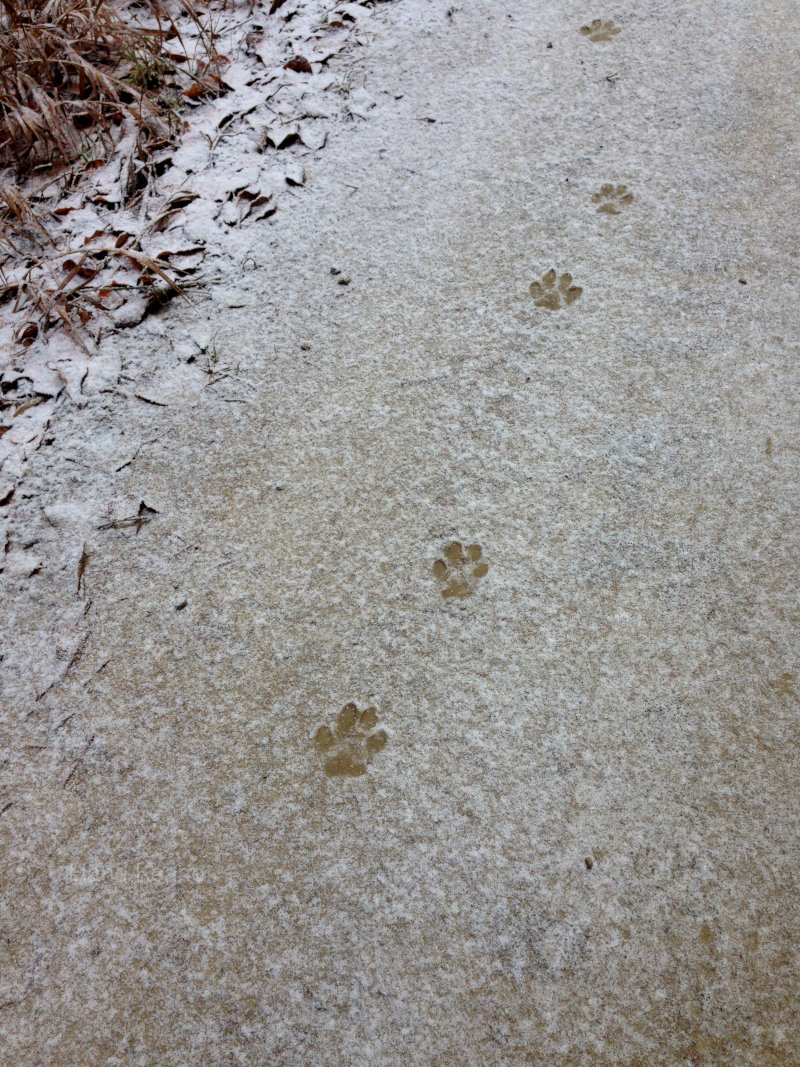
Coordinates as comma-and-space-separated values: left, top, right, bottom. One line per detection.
61, 259, 98, 279
3, 549, 41, 579
263, 124, 300, 149
167, 191, 199, 210
219, 201, 241, 226
157, 248, 205, 273
14, 322, 38, 345
112, 294, 148, 328
150, 209, 184, 233
253, 200, 277, 221
299, 124, 327, 151
284, 56, 313, 74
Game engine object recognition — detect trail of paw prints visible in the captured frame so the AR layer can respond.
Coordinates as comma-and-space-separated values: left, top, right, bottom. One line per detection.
314, 703, 388, 778
529, 269, 582, 310
593, 183, 633, 214
580, 19, 621, 42
432, 541, 488, 599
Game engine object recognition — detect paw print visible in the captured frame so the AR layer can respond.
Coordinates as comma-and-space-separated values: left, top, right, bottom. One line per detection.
314, 703, 388, 778
592, 183, 634, 214
580, 19, 621, 42
432, 541, 488, 599
529, 269, 582, 310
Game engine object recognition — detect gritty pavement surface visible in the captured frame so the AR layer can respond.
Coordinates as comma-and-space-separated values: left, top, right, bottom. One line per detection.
1, 1, 799, 1063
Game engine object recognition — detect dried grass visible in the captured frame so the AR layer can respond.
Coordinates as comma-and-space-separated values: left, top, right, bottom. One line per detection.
0, 0, 228, 342
0, 0, 174, 173
0, 0, 233, 174
0, 198, 189, 352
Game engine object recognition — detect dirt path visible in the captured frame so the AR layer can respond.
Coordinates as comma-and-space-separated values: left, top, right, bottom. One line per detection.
2, 1, 799, 1063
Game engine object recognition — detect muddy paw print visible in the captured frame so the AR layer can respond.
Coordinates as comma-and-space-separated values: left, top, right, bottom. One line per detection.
432, 541, 488, 599
314, 703, 388, 778
580, 19, 621, 42
592, 183, 633, 214
529, 269, 582, 310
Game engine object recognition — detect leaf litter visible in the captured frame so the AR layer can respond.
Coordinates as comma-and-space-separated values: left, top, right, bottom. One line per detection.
1, 0, 392, 495
1, 0, 395, 709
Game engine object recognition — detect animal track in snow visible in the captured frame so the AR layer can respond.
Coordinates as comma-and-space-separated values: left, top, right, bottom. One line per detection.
314, 703, 388, 778
432, 542, 488, 599
592, 183, 634, 214
580, 19, 621, 42
529, 270, 582, 310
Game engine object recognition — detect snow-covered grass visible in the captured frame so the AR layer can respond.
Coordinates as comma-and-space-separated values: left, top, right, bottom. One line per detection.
0, 0, 213, 174
0, 0, 390, 489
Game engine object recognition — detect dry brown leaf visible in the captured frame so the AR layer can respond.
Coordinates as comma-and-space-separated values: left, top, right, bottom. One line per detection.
264, 124, 300, 149
284, 56, 313, 74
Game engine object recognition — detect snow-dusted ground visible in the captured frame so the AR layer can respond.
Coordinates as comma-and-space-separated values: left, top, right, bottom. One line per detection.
2, 1, 799, 1063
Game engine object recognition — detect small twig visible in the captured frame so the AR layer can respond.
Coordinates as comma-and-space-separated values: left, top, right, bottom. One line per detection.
115, 436, 158, 472
63, 735, 94, 788
84, 659, 109, 685
35, 628, 90, 702
76, 542, 89, 597
97, 500, 158, 532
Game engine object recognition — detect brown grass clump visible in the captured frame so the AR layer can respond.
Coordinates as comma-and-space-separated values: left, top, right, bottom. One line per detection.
0, 0, 231, 177
0, 0, 175, 173
0, 1, 230, 343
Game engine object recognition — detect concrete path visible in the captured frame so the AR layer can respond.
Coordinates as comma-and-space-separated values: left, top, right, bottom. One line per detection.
2, 1, 799, 1062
